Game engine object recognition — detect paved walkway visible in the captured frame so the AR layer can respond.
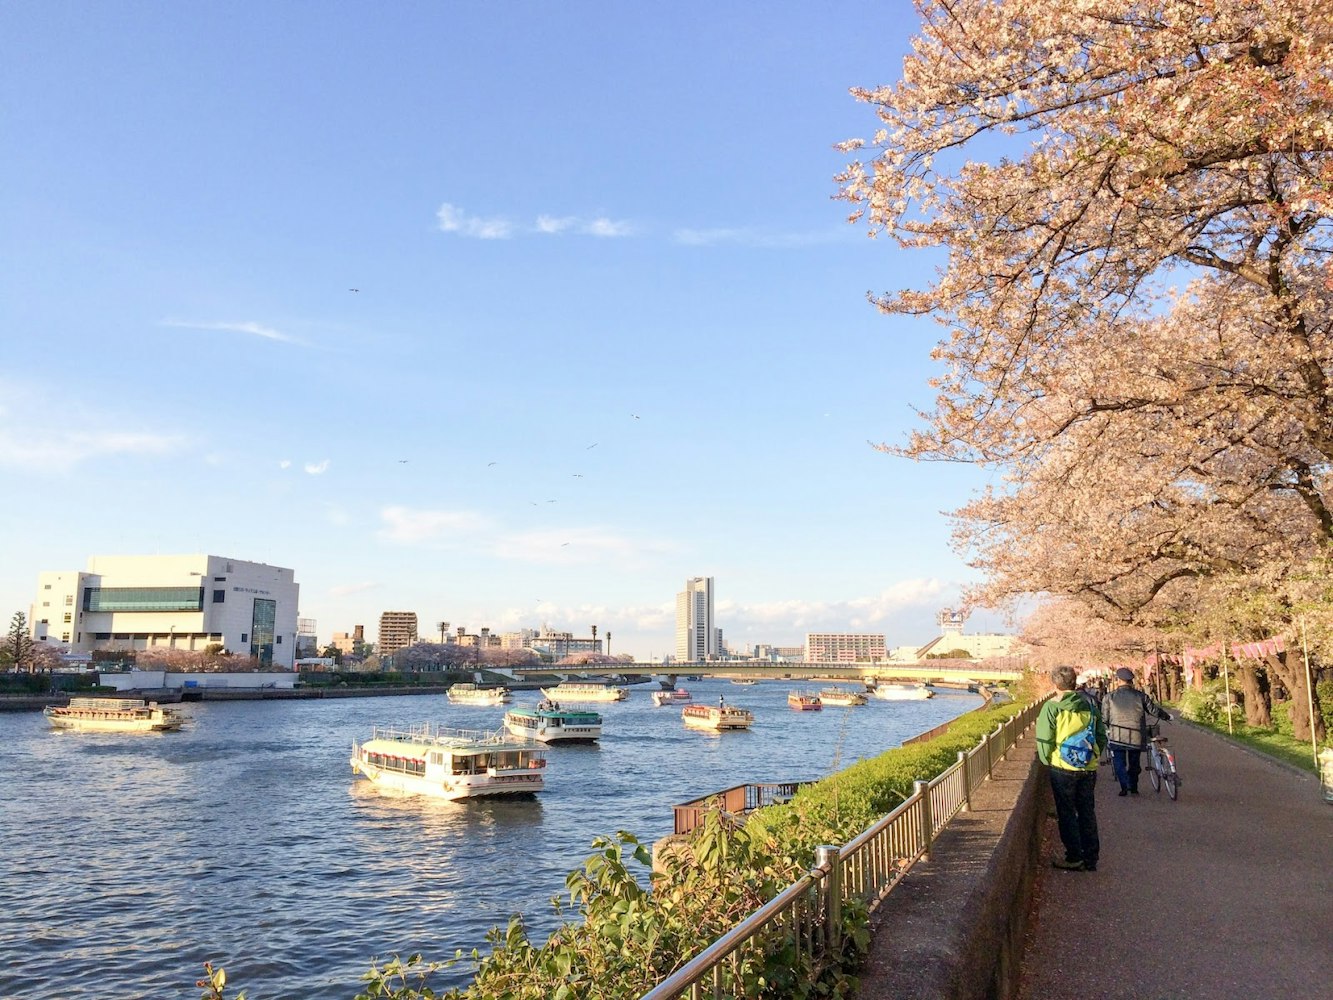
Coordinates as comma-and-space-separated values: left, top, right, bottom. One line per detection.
1017, 721, 1332, 1000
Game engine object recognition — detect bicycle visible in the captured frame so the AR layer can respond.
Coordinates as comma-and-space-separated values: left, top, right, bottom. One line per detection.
1144, 722, 1180, 800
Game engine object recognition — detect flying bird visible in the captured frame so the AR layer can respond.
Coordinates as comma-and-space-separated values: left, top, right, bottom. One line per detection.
487, 462, 497, 466
546, 499, 557, 503
349, 288, 359, 292
561, 542, 570, 547
572, 474, 583, 478
586, 443, 598, 449
631, 414, 640, 419
398, 459, 409, 463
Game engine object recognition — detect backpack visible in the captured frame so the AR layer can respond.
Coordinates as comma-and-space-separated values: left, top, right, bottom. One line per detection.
1053, 694, 1099, 769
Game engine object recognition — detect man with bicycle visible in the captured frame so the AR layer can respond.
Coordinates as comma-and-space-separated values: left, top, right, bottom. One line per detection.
1103, 667, 1172, 796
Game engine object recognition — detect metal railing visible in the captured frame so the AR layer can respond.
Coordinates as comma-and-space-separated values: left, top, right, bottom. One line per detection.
672, 782, 810, 836
640, 700, 1044, 999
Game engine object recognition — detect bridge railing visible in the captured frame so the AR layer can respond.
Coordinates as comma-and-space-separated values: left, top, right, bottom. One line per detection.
639, 699, 1044, 1000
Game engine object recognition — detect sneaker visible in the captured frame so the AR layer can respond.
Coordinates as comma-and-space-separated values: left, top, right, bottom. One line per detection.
1118, 789, 1128, 796
1051, 858, 1084, 871
1129, 789, 1139, 795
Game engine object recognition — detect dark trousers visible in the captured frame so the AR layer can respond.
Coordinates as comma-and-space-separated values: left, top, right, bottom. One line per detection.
1110, 744, 1142, 792
1048, 768, 1099, 866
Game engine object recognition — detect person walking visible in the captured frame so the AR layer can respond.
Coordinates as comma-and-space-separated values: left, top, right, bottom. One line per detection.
1102, 666, 1172, 796
1036, 665, 1107, 871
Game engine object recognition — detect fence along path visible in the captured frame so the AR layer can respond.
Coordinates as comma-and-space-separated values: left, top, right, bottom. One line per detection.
1017, 721, 1332, 1000
639, 701, 1044, 1000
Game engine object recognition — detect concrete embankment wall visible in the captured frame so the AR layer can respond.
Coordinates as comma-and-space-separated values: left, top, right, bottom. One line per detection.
854, 729, 1045, 1000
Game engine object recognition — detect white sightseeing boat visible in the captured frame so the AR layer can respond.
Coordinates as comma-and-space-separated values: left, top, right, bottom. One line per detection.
682, 701, 754, 732
539, 681, 629, 702
820, 687, 868, 707
504, 702, 602, 743
446, 683, 510, 706
871, 683, 935, 701
651, 688, 692, 707
44, 697, 184, 733
350, 723, 546, 800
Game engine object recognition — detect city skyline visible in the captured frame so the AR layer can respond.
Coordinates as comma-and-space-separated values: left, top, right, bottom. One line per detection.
1, 4, 1016, 660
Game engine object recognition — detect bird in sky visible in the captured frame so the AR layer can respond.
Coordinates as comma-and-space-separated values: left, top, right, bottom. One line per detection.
561, 542, 570, 547
546, 499, 557, 503
349, 288, 359, 292
572, 474, 583, 478
631, 414, 640, 419
587, 443, 598, 449
397, 459, 409, 463
487, 462, 497, 466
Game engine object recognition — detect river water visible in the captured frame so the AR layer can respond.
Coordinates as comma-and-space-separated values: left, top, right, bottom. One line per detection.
0, 680, 981, 999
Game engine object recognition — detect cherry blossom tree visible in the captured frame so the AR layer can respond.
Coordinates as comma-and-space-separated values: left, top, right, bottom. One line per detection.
842, 1, 1332, 622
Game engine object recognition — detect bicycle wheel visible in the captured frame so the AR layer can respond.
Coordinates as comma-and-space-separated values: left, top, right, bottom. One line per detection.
1148, 755, 1162, 792
1164, 768, 1179, 800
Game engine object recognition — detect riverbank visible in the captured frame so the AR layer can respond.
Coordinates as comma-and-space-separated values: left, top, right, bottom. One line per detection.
0, 682, 549, 711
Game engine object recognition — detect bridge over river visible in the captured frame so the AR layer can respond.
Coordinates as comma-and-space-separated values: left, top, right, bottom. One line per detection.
509, 660, 1023, 685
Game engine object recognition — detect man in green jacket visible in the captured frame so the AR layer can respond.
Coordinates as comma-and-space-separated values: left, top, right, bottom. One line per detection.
1036, 665, 1108, 871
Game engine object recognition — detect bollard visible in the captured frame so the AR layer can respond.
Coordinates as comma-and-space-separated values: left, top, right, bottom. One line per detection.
1320, 748, 1333, 804
915, 779, 933, 861
815, 845, 842, 953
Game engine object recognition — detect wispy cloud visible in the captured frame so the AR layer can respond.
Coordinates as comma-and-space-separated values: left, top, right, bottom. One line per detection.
0, 382, 186, 473
673, 226, 849, 248
278, 459, 292, 469
378, 505, 494, 544
303, 459, 331, 475
436, 203, 515, 239
329, 581, 381, 598
161, 319, 309, 346
439, 203, 634, 239
492, 527, 674, 564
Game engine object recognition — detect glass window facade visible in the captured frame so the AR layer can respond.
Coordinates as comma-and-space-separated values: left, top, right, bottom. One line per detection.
251, 599, 276, 665
83, 587, 204, 613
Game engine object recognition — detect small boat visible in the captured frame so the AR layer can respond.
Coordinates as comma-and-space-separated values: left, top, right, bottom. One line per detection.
870, 683, 935, 701
350, 724, 545, 800
787, 691, 823, 711
44, 697, 184, 733
682, 701, 754, 732
730, 678, 758, 686
820, 687, 868, 707
540, 681, 629, 702
651, 688, 692, 707
447, 683, 509, 706
504, 702, 602, 743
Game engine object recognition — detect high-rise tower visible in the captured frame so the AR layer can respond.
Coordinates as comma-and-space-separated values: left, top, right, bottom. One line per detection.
675, 576, 717, 662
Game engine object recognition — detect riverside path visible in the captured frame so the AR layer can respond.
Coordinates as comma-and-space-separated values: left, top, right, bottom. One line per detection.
1017, 720, 1332, 1000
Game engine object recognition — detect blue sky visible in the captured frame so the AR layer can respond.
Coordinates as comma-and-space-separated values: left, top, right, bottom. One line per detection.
1, 1, 1010, 658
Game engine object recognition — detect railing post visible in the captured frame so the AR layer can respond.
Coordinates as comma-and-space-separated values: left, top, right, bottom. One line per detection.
914, 780, 933, 861
815, 845, 842, 953
957, 750, 971, 812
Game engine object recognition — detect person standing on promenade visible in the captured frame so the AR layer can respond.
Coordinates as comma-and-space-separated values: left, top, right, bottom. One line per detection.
1036, 665, 1107, 871
1103, 666, 1172, 796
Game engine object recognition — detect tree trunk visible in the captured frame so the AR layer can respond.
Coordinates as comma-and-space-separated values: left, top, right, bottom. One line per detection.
1237, 662, 1271, 728
1262, 653, 1326, 743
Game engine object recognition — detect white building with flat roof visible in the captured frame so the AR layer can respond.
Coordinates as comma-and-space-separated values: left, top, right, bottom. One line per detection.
30, 554, 299, 668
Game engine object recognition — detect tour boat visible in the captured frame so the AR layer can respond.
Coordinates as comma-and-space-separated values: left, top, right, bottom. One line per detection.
870, 683, 935, 701
729, 678, 758, 686
350, 723, 546, 800
787, 691, 823, 711
446, 683, 509, 706
819, 687, 868, 707
44, 697, 184, 733
682, 701, 754, 732
651, 688, 692, 707
504, 702, 602, 743
539, 681, 629, 702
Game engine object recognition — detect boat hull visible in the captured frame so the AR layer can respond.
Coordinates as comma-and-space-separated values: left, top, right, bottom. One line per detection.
44, 700, 183, 733
871, 685, 934, 701
503, 710, 602, 744
350, 757, 542, 800
681, 705, 753, 731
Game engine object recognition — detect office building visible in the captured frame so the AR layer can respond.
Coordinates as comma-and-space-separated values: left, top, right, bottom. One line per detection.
805, 633, 887, 663
30, 554, 299, 668
675, 576, 718, 662
378, 611, 418, 657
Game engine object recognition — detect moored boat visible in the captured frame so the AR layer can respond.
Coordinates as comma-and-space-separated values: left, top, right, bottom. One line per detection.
682, 700, 754, 732
44, 697, 184, 733
651, 688, 692, 707
504, 702, 602, 743
539, 681, 629, 702
729, 678, 758, 686
350, 724, 546, 800
447, 683, 509, 706
819, 687, 868, 707
870, 683, 934, 701
787, 691, 823, 711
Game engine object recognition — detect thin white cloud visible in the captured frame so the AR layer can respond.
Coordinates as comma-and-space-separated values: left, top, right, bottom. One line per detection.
161, 319, 308, 346
0, 384, 185, 473
492, 527, 674, 564
436, 202, 514, 239
378, 505, 494, 544
303, 460, 331, 475
536, 214, 577, 234
673, 226, 848, 248
582, 217, 633, 237
278, 459, 292, 469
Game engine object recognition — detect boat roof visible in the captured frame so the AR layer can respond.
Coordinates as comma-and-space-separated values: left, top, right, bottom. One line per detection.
509, 706, 601, 719
361, 723, 535, 755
